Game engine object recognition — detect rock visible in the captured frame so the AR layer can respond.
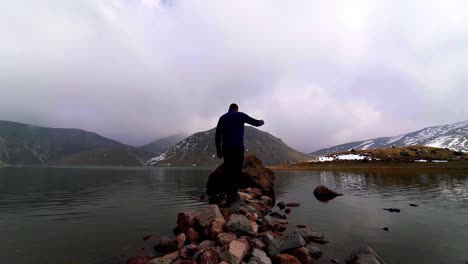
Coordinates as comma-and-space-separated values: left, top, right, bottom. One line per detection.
126, 256, 151, 264
262, 215, 288, 232
286, 203, 300, 207
292, 228, 324, 243
177, 212, 198, 233
180, 244, 200, 259
277, 201, 286, 210
205, 217, 226, 240
313, 185, 343, 202
154, 237, 178, 254
382, 227, 389, 232
261, 196, 275, 206
250, 238, 267, 250
198, 240, 217, 250
296, 225, 306, 229
286, 247, 312, 264
248, 201, 267, 214
285, 208, 291, 214
268, 234, 306, 256
220, 240, 247, 264
198, 205, 223, 228
159, 251, 180, 262
272, 254, 301, 264
262, 232, 276, 246
199, 248, 220, 264
176, 233, 187, 249
173, 260, 196, 264
331, 259, 339, 263
383, 208, 400, 213
186, 228, 199, 244
218, 232, 237, 246
305, 244, 322, 259
409, 204, 419, 207
270, 211, 287, 220
251, 188, 263, 197
143, 234, 155, 241
207, 155, 275, 199
235, 236, 251, 253
249, 248, 272, 264
345, 246, 387, 264
225, 214, 258, 236
239, 192, 253, 200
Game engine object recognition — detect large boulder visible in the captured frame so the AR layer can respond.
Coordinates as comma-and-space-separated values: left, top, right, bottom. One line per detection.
207, 155, 275, 199
345, 247, 387, 264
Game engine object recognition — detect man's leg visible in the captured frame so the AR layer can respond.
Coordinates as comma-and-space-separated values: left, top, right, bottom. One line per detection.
225, 148, 244, 204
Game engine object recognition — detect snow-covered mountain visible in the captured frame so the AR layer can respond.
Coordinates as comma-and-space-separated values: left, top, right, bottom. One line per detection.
146, 127, 308, 166
311, 120, 468, 156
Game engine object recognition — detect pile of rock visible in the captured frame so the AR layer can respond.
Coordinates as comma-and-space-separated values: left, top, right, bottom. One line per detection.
128, 187, 327, 264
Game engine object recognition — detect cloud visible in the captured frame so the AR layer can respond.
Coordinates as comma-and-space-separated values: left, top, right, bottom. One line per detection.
0, 0, 467, 152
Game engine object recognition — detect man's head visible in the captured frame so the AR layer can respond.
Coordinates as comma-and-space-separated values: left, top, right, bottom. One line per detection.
229, 103, 239, 112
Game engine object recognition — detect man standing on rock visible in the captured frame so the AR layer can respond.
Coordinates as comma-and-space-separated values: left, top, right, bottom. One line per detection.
215, 103, 264, 205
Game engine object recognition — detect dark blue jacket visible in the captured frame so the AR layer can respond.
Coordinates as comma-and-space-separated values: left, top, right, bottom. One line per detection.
215, 110, 263, 152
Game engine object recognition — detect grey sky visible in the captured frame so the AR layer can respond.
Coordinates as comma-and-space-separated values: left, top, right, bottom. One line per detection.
1, 0, 467, 152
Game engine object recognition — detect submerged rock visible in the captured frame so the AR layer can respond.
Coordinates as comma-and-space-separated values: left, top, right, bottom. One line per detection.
383, 208, 400, 213
345, 246, 386, 264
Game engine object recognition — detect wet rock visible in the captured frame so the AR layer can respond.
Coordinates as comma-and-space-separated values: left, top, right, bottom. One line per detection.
126, 256, 151, 264
270, 211, 287, 220
225, 214, 258, 236
313, 185, 343, 202
272, 254, 301, 264
186, 228, 199, 244
207, 155, 275, 199
286, 203, 300, 207
285, 208, 291, 214
262, 215, 288, 232
205, 217, 226, 240
293, 228, 324, 243
176, 233, 187, 249
198, 205, 223, 228
249, 248, 272, 264
409, 204, 419, 207
199, 248, 220, 264
268, 234, 306, 256
345, 246, 387, 264
154, 237, 178, 254
286, 247, 312, 264
177, 212, 198, 233
220, 240, 247, 264
277, 201, 286, 210
218, 232, 237, 246
382, 227, 389, 232
305, 244, 322, 259
383, 208, 400, 213
331, 259, 339, 263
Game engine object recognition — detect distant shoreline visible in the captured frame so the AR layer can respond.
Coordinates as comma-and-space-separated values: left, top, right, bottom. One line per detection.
269, 161, 468, 173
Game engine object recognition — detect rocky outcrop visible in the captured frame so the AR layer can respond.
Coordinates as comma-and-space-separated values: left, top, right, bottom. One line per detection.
207, 155, 275, 199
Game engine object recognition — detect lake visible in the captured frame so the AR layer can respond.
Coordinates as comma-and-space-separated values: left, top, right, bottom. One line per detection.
0, 166, 467, 264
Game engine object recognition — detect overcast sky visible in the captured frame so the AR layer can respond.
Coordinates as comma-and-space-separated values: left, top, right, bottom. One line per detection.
1, 0, 467, 152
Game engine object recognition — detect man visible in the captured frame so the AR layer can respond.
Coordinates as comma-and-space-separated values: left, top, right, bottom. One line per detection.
215, 103, 264, 204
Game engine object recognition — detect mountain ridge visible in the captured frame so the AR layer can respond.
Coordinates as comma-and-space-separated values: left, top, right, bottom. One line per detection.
311, 120, 468, 156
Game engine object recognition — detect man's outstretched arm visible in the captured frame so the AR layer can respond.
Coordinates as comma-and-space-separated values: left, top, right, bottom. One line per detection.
215, 118, 223, 158
243, 113, 265, 127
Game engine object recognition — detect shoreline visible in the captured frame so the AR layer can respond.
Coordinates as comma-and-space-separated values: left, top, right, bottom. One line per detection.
268, 161, 468, 173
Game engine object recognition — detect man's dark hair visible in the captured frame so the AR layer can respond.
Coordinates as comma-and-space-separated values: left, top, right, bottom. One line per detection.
229, 103, 239, 111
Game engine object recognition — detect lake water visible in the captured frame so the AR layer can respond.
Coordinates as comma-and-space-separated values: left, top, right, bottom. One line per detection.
0, 166, 467, 264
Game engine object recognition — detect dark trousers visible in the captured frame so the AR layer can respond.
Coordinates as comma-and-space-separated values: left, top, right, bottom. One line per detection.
223, 148, 244, 202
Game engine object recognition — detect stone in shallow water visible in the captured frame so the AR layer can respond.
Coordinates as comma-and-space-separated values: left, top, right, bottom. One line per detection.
268, 234, 306, 257
345, 246, 387, 264
305, 244, 322, 259
292, 228, 323, 243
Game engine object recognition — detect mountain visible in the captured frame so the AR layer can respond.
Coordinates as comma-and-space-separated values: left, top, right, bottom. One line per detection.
146, 126, 308, 166
311, 120, 468, 156
139, 134, 186, 155
0, 120, 152, 165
